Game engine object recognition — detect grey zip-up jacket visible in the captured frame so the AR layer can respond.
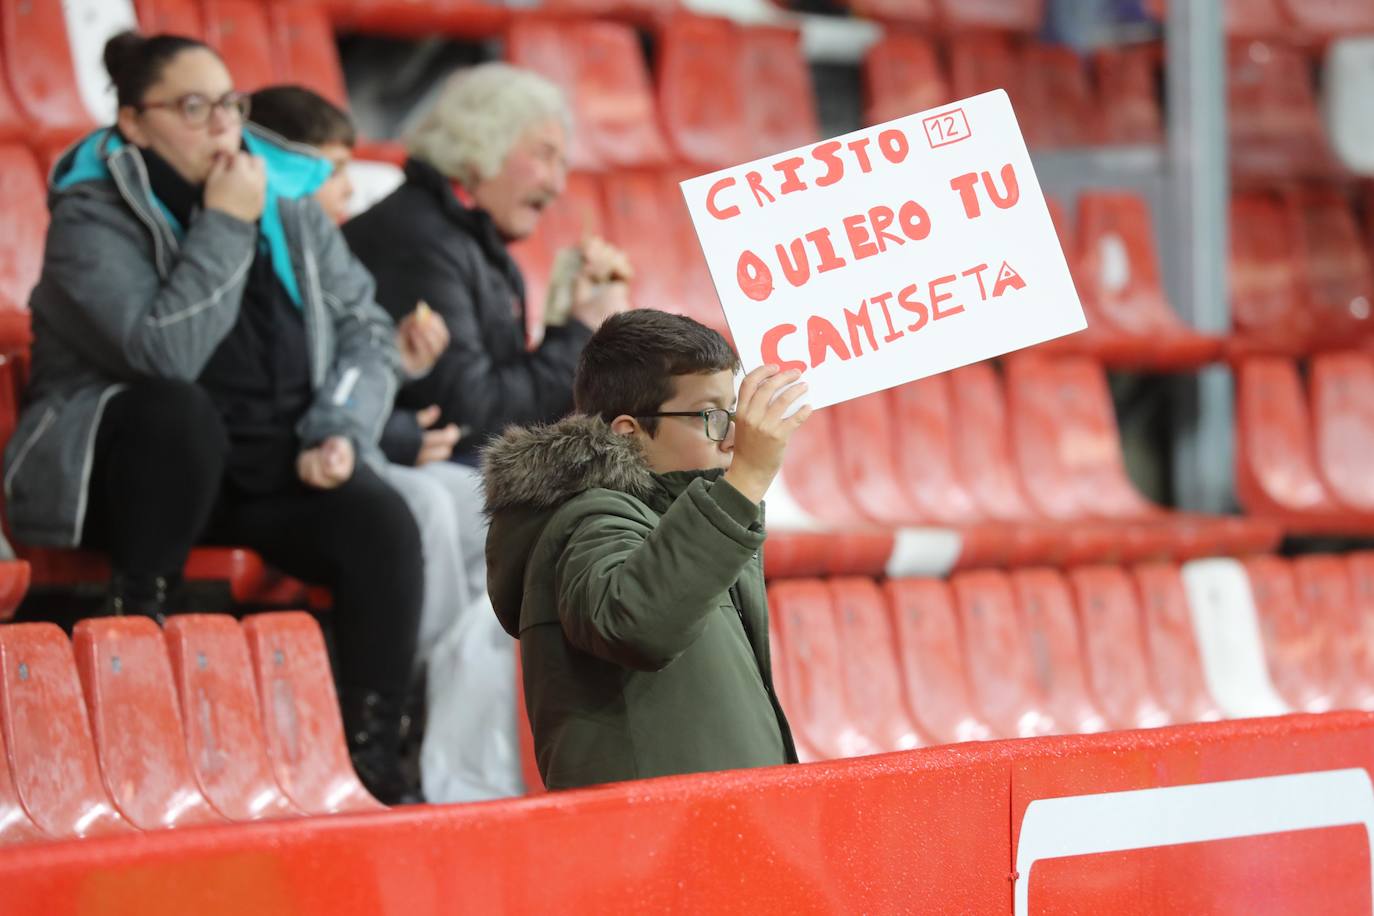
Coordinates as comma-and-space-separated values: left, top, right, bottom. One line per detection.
4, 128, 402, 547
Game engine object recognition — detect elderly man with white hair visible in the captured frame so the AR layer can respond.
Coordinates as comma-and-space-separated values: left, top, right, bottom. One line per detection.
344, 63, 630, 803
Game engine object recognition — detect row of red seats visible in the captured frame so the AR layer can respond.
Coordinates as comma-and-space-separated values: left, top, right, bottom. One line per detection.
764, 552, 1374, 764
0, 611, 378, 845
1236, 352, 1374, 533
0, 1, 347, 156
1149, 0, 1374, 40
763, 358, 1278, 578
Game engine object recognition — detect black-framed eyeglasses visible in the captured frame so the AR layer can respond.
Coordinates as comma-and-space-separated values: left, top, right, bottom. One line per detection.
638, 408, 735, 442
137, 91, 250, 127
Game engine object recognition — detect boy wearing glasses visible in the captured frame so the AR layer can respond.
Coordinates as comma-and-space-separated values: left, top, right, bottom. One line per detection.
482, 309, 812, 789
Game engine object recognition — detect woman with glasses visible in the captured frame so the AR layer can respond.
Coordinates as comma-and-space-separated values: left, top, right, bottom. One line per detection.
4, 31, 424, 802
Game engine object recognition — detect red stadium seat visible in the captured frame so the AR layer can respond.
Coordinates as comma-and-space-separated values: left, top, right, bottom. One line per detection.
1243, 555, 1336, 713
242, 612, 382, 813
935, 0, 1043, 31
164, 615, 301, 820
739, 25, 818, 159
136, 0, 206, 37
1275, 0, 1374, 36
1132, 563, 1223, 723
861, 32, 948, 127
507, 172, 605, 348
201, 0, 276, 93
0, 560, 28, 622
1, 0, 97, 134
848, 0, 934, 23
1228, 192, 1311, 355
764, 613, 823, 763
1075, 192, 1220, 369
1067, 566, 1172, 730
828, 577, 929, 751
656, 16, 749, 168
334, 0, 508, 38
1234, 357, 1348, 526
512, 649, 544, 793
507, 19, 668, 173
1292, 555, 1374, 711
776, 406, 872, 529
0, 144, 47, 314
23, 546, 272, 605
1095, 44, 1163, 146
950, 570, 1057, 738
1021, 44, 1099, 148
882, 579, 992, 744
948, 35, 1033, 141
768, 580, 883, 759
1311, 351, 1374, 512
0, 623, 131, 838
0, 703, 40, 843
268, 4, 347, 110
0, 51, 32, 142
72, 617, 225, 830
1009, 569, 1109, 733
830, 393, 926, 528
536, 0, 676, 19
1288, 189, 1374, 349
1227, 41, 1332, 179
1344, 551, 1374, 710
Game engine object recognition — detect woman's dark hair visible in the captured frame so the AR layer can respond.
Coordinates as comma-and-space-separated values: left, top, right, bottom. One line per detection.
103, 30, 214, 108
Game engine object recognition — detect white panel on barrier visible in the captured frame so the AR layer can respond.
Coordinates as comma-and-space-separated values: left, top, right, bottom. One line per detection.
1180, 558, 1290, 719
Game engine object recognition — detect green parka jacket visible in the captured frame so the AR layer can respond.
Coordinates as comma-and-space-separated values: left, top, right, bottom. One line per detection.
482, 414, 798, 790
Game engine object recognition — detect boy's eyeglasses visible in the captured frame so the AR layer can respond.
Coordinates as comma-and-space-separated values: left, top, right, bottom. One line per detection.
137, 91, 251, 127
638, 408, 735, 442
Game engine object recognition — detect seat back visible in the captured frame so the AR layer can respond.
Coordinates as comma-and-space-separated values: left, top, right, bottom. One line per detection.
201, 0, 277, 93
1276, 0, 1374, 35
1292, 555, 1370, 710
1242, 556, 1335, 713
739, 25, 818, 159
777, 407, 871, 528
1007, 358, 1155, 520
656, 16, 749, 168
164, 614, 300, 820
242, 612, 382, 813
1229, 192, 1310, 348
135, 0, 205, 37
600, 170, 693, 322
828, 578, 927, 751
936, 0, 1043, 30
882, 579, 991, 744
948, 34, 1033, 141
268, 4, 348, 109
1076, 191, 1182, 336
849, 0, 934, 24
1022, 44, 1099, 148
950, 570, 1056, 738
1094, 45, 1164, 145
1311, 351, 1374, 511
1234, 357, 1337, 515
1009, 569, 1108, 733
1132, 563, 1223, 723
2, 0, 133, 131
507, 19, 667, 172
947, 363, 1039, 521
830, 394, 923, 527
887, 375, 983, 524
1289, 189, 1374, 347
1068, 566, 1172, 730
0, 623, 130, 838
767, 580, 882, 759
861, 32, 947, 127
0, 144, 47, 312
1343, 550, 1374, 710
72, 617, 224, 829
1228, 40, 1328, 178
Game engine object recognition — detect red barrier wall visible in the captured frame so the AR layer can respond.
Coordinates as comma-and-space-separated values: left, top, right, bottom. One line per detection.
0, 713, 1370, 915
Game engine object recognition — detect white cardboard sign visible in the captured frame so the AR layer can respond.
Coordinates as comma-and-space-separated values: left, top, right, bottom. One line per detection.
679, 89, 1087, 409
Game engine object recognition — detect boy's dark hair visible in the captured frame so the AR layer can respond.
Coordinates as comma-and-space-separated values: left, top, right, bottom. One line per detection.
104, 31, 212, 109
248, 85, 356, 149
575, 310, 740, 435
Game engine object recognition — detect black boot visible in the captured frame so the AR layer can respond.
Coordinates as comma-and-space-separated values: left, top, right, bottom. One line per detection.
102, 573, 173, 626
340, 688, 423, 805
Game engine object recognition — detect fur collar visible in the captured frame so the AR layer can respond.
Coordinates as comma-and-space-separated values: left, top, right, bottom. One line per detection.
482, 414, 657, 514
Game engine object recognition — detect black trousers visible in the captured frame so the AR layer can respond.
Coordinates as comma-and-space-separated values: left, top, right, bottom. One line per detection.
82, 379, 423, 704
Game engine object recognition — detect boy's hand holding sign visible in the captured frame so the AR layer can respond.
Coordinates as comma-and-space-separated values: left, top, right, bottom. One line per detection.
680, 90, 1086, 410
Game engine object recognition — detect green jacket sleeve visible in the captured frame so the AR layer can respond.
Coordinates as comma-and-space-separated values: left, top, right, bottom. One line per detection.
554, 477, 765, 671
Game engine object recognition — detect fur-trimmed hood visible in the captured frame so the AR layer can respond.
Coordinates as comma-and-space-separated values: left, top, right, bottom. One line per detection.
482, 414, 656, 515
